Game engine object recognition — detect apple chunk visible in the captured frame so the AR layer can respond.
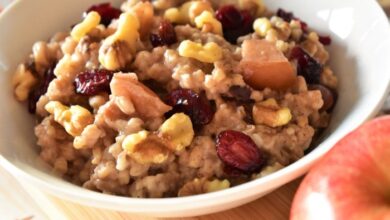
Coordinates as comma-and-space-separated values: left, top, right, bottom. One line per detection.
240, 39, 297, 90
290, 116, 390, 220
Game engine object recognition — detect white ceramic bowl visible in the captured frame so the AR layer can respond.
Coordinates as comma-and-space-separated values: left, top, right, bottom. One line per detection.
0, 0, 389, 217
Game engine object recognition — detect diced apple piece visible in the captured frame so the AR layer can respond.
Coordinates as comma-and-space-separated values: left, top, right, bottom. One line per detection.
110, 73, 172, 119
240, 39, 297, 90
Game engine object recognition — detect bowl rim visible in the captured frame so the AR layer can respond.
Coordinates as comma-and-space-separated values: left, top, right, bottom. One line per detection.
1, 0, 390, 215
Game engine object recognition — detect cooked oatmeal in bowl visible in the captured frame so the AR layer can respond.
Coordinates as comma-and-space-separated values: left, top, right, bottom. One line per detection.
12, 0, 338, 198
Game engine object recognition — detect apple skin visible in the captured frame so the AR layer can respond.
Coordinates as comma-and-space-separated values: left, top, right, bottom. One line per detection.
290, 116, 390, 220
240, 39, 297, 90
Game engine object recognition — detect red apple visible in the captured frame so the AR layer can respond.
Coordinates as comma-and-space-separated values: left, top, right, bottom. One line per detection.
290, 116, 390, 220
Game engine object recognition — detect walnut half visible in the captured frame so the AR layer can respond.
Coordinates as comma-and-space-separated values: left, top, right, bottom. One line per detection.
253, 98, 292, 127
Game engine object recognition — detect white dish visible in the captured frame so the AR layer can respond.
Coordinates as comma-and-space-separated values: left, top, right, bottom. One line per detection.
0, 0, 389, 217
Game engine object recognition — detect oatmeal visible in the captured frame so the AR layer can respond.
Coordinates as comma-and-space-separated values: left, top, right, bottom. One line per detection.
12, 0, 338, 198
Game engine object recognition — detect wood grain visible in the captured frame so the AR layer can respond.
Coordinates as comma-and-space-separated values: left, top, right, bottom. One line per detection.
0, 167, 47, 220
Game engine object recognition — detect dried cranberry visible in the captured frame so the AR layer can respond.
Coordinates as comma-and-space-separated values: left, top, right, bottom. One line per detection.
228, 86, 252, 102
165, 89, 214, 127
290, 47, 323, 84
300, 21, 309, 33
242, 102, 255, 124
215, 5, 242, 29
85, 3, 121, 26
150, 20, 177, 47
240, 10, 254, 35
216, 5, 254, 43
308, 84, 337, 111
318, 35, 332, 46
277, 8, 308, 33
217, 130, 264, 174
223, 165, 246, 177
28, 68, 56, 113
142, 79, 168, 99
74, 69, 114, 96
276, 8, 294, 22
221, 86, 253, 124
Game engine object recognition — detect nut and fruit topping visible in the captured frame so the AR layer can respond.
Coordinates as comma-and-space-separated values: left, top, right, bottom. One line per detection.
216, 130, 265, 174
28, 67, 55, 113
74, 69, 114, 96
99, 12, 140, 70
290, 46, 323, 84
85, 3, 121, 26
240, 39, 297, 90
159, 113, 194, 152
110, 73, 172, 119
122, 113, 194, 163
276, 8, 308, 33
308, 84, 336, 111
122, 130, 170, 164
165, 89, 215, 128
71, 11, 101, 42
252, 98, 292, 127
45, 101, 94, 137
178, 40, 222, 63
318, 35, 332, 46
12, 64, 38, 102
216, 5, 254, 43
150, 20, 177, 47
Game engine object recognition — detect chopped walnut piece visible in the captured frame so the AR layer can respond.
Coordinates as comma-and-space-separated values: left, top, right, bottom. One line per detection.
159, 113, 194, 152
130, 2, 154, 39
253, 98, 292, 127
45, 101, 94, 137
122, 130, 171, 164
73, 124, 104, 149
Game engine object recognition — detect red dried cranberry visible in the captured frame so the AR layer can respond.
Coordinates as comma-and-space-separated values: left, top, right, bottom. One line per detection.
240, 10, 254, 35
223, 165, 246, 177
150, 20, 177, 47
228, 86, 252, 102
216, 5, 254, 43
277, 8, 309, 33
290, 47, 323, 84
242, 102, 255, 124
318, 35, 332, 46
74, 69, 114, 96
308, 84, 337, 111
276, 8, 294, 22
28, 68, 56, 113
300, 21, 309, 33
217, 130, 264, 174
215, 5, 242, 29
165, 89, 214, 127
150, 34, 162, 47
85, 3, 121, 26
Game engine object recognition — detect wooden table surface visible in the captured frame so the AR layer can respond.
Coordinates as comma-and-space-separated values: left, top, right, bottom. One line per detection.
0, 1, 389, 220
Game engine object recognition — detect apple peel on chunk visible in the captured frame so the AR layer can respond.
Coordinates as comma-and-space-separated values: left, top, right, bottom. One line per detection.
110, 73, 172, 119
290, 116, 390, 220
240, 39, 297, 90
